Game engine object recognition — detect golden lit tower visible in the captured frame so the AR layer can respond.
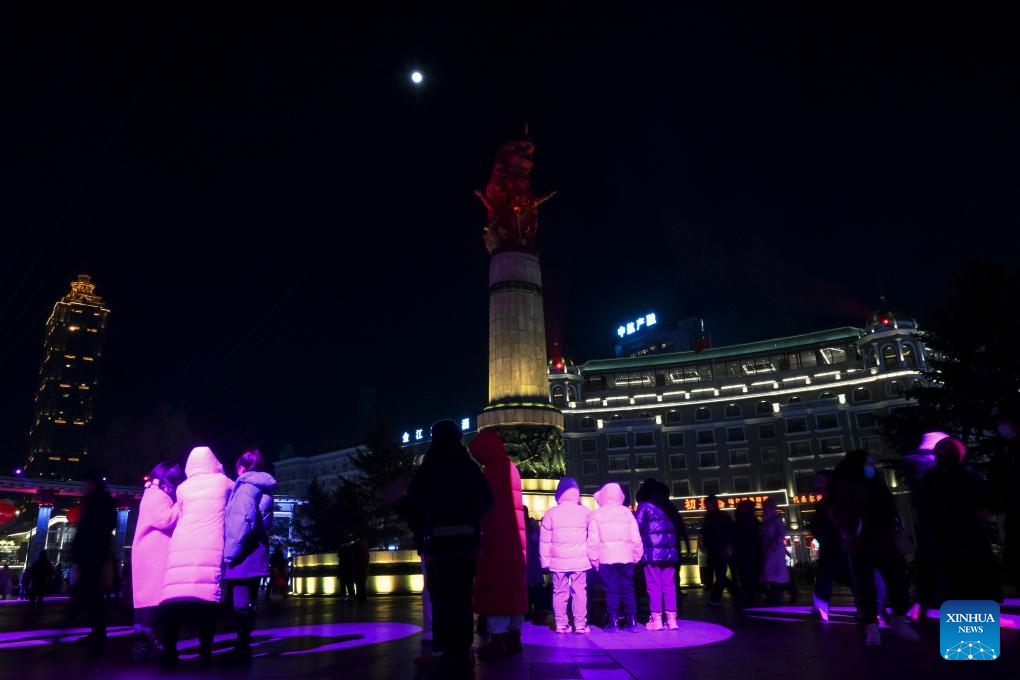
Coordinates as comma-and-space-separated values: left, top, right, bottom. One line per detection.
25, 274, 110, 479
474, 135, 564, 438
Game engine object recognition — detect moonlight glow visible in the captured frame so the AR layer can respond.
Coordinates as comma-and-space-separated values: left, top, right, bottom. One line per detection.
410, 71, 423, 84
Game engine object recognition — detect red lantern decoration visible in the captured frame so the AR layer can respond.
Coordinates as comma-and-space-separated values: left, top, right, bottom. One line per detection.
66, 505, 83, 526
0, 500, 17, 526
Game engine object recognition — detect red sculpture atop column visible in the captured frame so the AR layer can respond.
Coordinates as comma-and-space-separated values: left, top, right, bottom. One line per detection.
474, 133, 556, 254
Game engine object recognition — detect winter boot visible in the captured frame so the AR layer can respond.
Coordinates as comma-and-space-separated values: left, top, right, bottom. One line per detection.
864, 623, 881, 646
812, 594, 830, 622
506, 629, 523, 655
475, 633, 509, 659
625, 616, 642, 633
645, 612, 663, 631
665, 612, 679, 631
602, 614, 619, 634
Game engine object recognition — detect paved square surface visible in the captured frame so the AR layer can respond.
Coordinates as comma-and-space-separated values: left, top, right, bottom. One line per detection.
0, 590, 1016, 679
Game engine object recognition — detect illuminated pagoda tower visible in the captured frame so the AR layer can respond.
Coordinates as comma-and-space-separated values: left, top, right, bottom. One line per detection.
474, 132, 564, 454
25, 274, 110, 479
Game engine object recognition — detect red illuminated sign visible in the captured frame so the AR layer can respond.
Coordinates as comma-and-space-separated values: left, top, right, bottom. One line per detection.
790, 493, 824, 505
677, 490, 788, 512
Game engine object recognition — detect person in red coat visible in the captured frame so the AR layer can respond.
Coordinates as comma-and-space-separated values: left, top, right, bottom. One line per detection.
468, 430, 528, 659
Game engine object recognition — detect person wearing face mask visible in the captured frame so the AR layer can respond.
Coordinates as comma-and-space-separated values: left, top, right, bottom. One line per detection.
991, 399, 1020, 589
828, 450, 917, 647
919, 437, 1000, 604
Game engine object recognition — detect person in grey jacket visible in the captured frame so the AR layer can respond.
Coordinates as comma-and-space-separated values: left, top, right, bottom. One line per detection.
223, 450, 277, 664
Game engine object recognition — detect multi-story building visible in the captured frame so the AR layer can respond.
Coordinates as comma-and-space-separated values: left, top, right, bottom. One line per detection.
550, 306, 926, 543
274, 445, 366, 497
25, 275, 110, 479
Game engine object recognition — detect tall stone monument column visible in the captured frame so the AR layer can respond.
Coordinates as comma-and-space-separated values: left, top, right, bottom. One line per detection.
474, 134, 563, 435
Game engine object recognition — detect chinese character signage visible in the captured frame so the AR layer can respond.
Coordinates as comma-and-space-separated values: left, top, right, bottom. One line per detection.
617, 312, 657, 338
677, 490, 788, 512
790, 493, 824, 505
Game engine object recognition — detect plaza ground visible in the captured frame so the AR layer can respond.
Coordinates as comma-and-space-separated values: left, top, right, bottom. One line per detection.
0, 590, 1016, 679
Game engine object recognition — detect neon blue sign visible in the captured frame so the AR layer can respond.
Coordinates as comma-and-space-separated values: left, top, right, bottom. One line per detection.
617, 313, 657, 338
400, 418, 472, 445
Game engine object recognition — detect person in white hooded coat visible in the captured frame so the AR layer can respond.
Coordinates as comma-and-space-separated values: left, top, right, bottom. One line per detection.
158, 446, 234, 668
587, 482, 643, 633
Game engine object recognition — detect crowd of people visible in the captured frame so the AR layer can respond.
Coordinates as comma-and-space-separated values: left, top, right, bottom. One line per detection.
402, 411, 1018, 670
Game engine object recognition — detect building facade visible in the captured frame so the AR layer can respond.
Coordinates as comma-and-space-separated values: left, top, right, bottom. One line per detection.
274, 445, 366, 497
550, 308, 926, 539
25, 275, 110, 480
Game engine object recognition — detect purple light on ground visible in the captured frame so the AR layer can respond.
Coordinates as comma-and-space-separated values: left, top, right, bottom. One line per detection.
175, 622, 421, 658
0, 596, 70, 606
1003, 598, 1020, 608
0, 626, 132, 649
521, 620, 733, 650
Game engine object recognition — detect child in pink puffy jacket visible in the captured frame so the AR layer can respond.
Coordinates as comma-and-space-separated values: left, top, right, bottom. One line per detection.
587, 482, 643, 633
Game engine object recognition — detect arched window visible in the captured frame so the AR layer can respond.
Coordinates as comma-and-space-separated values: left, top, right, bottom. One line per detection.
695, 406, 711, 421
725, 403, 741, 418
755, 400, 772, 416
665, 409, 682, 424
788, 396, 802, 404
853, 387, 872, 403
581, 416, 596, 430
611, 413, 623, 421
882, 344, 899, 370
902, 343, 918, 369
888, 381, 904, 397
638, 411, 652, 420
551, 385, 565, 406
869, 348, 879, 368
567, 385, 577, 402
819, 392, 836, 401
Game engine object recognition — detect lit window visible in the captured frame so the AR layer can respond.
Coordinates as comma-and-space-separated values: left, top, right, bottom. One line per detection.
755, 400, 772, 416
724, 403, 741, 418
68, 326, 79, 332
695, 407, 711, 421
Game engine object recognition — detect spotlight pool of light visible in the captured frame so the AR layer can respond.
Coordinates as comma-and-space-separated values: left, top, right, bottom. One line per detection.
521, 620, 733, 650
410, 71, 423, 84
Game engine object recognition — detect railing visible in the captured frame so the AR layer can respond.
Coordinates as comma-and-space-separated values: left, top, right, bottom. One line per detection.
602, 416, 658, 429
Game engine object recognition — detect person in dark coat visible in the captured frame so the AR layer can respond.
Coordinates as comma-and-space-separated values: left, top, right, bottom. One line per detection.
701, 495, 736, 606
730, 500, 761, 608
70, 472, 117, 650
338, 541, 356, 600
469, 430, 528, 659
222, 450, 277, 664
829, 450, 917, 647
635, 479, 688, 629
918, 437, 1000, 603
809, 471, 853, 621
268, 547, 288, 601
992, 399, 1020, 589
402, 420, 492, 671
28, 553, 52, 611
523, 507, 548, 624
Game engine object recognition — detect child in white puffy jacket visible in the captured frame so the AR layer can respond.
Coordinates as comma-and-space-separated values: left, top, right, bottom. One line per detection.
587, 482, 643, 633
539, 477, 591, 633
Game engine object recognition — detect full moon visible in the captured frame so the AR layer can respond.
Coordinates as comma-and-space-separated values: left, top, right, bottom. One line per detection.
410, 71, 423, 84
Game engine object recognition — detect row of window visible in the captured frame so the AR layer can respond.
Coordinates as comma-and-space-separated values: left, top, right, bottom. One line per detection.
578, 384, 914, 429
581, 412, 879, 452
579, 476, 781, 501
584, 439, 853, 477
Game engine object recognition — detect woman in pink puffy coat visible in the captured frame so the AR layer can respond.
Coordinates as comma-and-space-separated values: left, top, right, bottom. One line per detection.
130, 462, 181, 662
158, 446, 234, 668
587, 482, 643, 633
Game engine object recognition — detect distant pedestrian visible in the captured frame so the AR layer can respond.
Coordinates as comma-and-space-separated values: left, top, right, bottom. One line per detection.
470, 431, 528, 659
353, 538, 370, 601
587, 482, 643, 633
130, 462, 181, 662
159, 447, 234, 668
702, 495, 736, 606
338, 541, 356, 601
635, 479, 687, 630
540, 477, 591, 633
731, 500, 761, 608
829, 450, 917, 646
28, 553, 52, 610
760, 498, 795, 604
402, 420, 492, 672
809, 471, 853, 621
523, 507, 549, 625
0, 565, 12, 599
70, 472, 117, 652
268, 547, 289, 601
223, 450, 277, 665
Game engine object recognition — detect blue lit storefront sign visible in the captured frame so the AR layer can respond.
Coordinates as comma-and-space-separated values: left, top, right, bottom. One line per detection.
401, 417, 472, 445
617, 312, 657, 338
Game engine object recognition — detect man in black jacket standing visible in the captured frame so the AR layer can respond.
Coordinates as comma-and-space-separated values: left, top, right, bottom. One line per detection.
70, 472, 117, 652
402, 420, 492, 672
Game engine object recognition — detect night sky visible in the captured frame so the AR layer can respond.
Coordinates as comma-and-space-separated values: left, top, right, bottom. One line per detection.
2, 5, 1018, 470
